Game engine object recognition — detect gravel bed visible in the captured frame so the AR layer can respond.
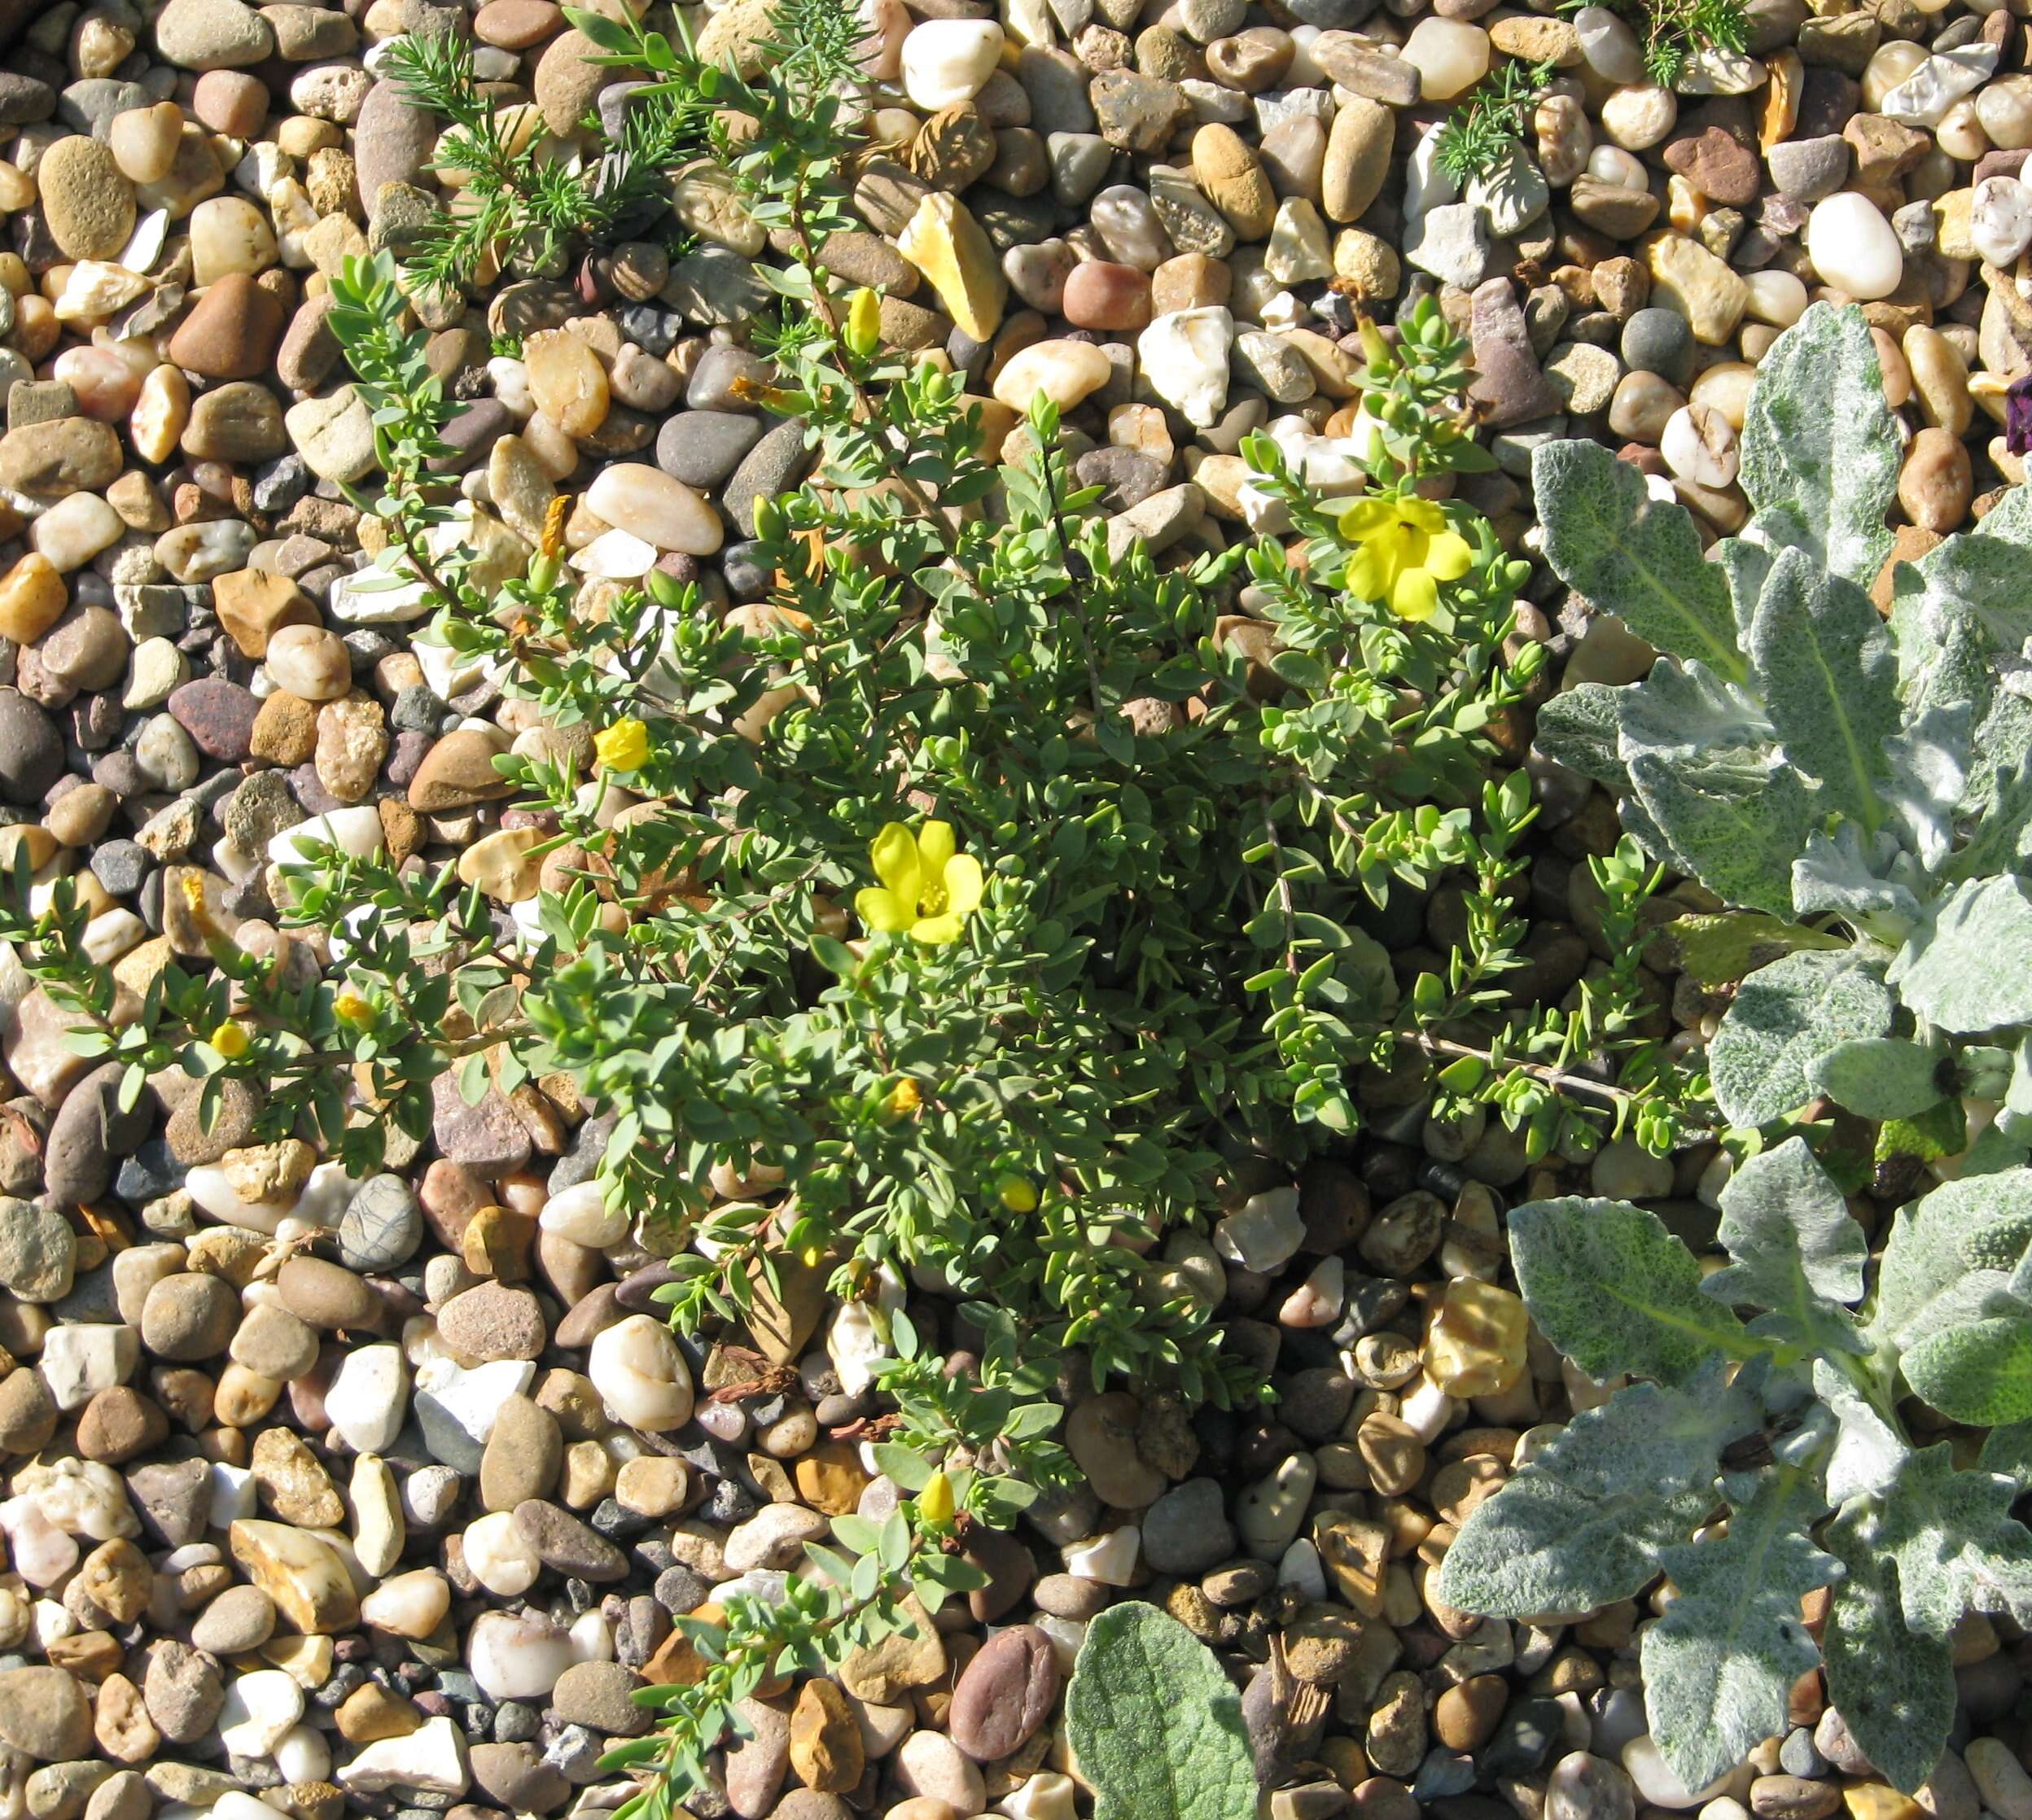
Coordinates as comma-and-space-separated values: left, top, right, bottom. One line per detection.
0, 1, 2027, 1819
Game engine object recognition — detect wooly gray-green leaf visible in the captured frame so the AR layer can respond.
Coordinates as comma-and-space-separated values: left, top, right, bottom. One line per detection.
1530, 299, 2032, 1141
1438, 1152, 2032, 1796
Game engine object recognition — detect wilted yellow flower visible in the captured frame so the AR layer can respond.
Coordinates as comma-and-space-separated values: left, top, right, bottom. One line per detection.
210, 1020, 251, 1059
844, 286, 882, 358
1337, 494, 1474, 623
856, 820, 983, 945
594, 717, 651, 772
886, 1078, 922, 1118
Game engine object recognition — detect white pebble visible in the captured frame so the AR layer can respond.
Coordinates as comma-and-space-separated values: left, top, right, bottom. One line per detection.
1660, 404, 1738, 488
899, 19, 1004, 109
324, 1344, 409, 1454
218, 1670, 304, 1758
1973, 176, 2032, 268
588, 1313, 694, 1429
1806, 192, 1903, 300
538, 1179, 629, 1247
462, 1512, 542, 1597
1742, 269, 1807, 327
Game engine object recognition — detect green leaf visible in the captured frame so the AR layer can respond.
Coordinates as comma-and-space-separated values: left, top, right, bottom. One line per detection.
1805, 1039, 1947, 1121
1738, 302, 1898, 586
1509, 1197, 1758, 1385
1434, 1372, 1754, 1617
1064, 1603, 1259, 1820
1868, 1170, 2032, 1354
1703, 1136, 1866, 1353
1662, 913, 1846, 988
1641, 1466, 1838, 1793
1982, 1420, 2032, 1485
1534, 683, 1629, 790
1889, 874, 2032, 1035
1841, 1442, 2032, 1638
1745, 549, 1898, 832
1820, 1510, 1954, 1796
1902, 1317, 2032, 1424
1626, 748, 1811, 919
1531, 438, 1745, 677
1707, 950, 1894, 1128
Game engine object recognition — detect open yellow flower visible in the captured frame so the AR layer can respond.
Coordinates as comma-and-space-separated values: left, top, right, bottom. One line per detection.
1337, 493, 1474, 623
856, 820, 983, 945
210, 1019, 250, 1059
595, 717, 650, 773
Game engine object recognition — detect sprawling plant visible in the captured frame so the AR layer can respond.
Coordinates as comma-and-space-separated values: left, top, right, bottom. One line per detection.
1535, 302, 2032, 1162
1435, 1140, 2032, 1796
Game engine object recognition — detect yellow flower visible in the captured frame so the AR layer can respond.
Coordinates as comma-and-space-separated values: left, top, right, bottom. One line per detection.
886, 1078, 922, 1118
595, 718, 651, 773
210, 1019, 250, 1059
334, 989, 373, 1026
844, 286, 882, 358
1336, 493, 1474, 623
855, 820, 983, 946
917, 1470, 955, 1523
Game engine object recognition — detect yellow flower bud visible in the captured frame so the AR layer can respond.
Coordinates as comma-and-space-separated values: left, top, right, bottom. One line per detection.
844, 287, 882, 359
997, 1176, 1038, 1213
594, 718, 651, 773
886, 1078, 921, 1118
917, 1470, 955, 1523
334, 990, 373, 1026
210, 1020, 251, 1059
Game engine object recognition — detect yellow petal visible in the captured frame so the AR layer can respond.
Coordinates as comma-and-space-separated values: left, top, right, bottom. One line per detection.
869, 823, 920, 905
856, 887, 913, 934
1398, 496, 1445, 533
1391, 567, 1439, 622
941, 854, 983, 917
1338, 497, 1395, 540
1347, 542, 1387, 600
1425, 530, 1474, 582
911, 914, 964, 945
916, 820, 956, 880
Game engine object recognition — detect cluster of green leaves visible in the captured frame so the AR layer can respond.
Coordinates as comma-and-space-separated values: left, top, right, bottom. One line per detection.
1436, 1140, 2032, 1796
1535, 302, 2032, 1170
1434, 60, 1553, 186
383, 22, 703, 300
278, 0, 1689, 1796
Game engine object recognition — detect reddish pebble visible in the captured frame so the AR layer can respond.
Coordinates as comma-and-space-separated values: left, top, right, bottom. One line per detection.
192, 70, 269, 138
1062, 260, 1154, 332
474, 0, 565, 48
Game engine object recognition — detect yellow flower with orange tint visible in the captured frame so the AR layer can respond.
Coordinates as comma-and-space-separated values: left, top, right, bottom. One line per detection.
1337, 493, 1474, 623
594, 718, 650, 773
855, 820, 983, 946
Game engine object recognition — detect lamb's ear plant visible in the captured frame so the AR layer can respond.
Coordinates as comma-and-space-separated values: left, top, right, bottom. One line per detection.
1434, 1137, 2032, 1796
1064, 1602, 1259, 1820
1533, 300, 2032, 1159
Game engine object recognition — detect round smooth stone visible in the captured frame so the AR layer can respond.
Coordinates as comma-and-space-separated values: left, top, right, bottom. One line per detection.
1742, 269, 1807, 327
263, 624, 350, 701
1400, 19, 1489, 101
583, 464, 725, 556
1806, 192, 1903, 300
992, 340, 1114, 413
900, 19, 1004, 111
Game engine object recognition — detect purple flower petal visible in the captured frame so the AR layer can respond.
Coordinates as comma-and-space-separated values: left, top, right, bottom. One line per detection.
2008, 374, 2032, 456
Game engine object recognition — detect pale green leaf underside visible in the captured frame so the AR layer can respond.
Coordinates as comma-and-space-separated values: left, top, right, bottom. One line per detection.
1510, 1197, 1754, 1385
1746, 548, 1899, 833
1806, 1038, 1947, 1121
1889, 874, 2032, 1035
1064, 1602, 1259, 1820
1821, 1513, 1954, 1795
1902, 1317, 2032, 1425
1531, 437, 1744, 677
1739, 302, 1898, 588
1644, 1467, 1838, 1793
1707, 949, 1894, 1128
